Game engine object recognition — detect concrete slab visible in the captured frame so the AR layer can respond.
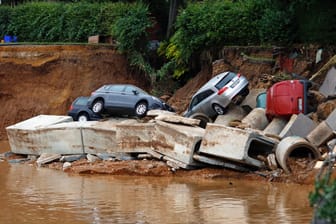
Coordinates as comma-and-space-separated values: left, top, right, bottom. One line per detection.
6, 115, 73, 130
152, 120, 205, 167
81, 120, 120, 154
306, 121, 334, 147
7, 120, 85, 155
154, 114, 200, 126
146, 109, 176, 117
325, 108, 336, 130
279, 114, 317, 139
115, 120, 155, 153
36, 153, 61, 166
192, 154, 250, 172
319, 66, 336, 97
199, 124, 276, 168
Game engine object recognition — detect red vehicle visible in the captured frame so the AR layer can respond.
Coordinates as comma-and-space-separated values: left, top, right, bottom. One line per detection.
266, 80, 312, 118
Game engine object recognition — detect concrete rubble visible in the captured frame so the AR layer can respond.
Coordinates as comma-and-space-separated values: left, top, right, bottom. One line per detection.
197, 123, 277, 168
7, 69, 336, 174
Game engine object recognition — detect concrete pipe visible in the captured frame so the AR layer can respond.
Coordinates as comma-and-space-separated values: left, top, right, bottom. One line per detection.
241, 108, 269, 130
214, 104, 247, 126
275, 136, 321, 173
263, 117, 288, 139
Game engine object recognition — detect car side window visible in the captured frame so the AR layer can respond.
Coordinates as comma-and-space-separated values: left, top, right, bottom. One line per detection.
190, 89, 214, 109
124, 86, 134, 94
215, 72, 236, 89
76, 98, 88, 106
108, 85, 125, 92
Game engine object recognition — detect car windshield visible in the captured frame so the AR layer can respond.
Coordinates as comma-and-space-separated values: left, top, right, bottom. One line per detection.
214, 72, 236, 90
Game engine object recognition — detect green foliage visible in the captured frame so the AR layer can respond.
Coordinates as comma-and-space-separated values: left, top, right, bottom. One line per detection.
0, 6, 12, 37
2, 2, 135, 42
164, 0, 269, 79
111, 3, 152, 54
309, 156, 336, 223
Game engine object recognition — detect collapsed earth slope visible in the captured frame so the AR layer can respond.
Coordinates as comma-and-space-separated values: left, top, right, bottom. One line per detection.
0, 45, 150, 140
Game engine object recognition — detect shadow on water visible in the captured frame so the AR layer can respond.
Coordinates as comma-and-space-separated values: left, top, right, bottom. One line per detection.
0, 140, 314, 223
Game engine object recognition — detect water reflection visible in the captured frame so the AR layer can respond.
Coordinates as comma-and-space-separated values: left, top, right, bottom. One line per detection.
0, 140, 313, 224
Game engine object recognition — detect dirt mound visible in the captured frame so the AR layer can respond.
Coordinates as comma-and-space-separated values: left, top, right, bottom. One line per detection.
0, 45, 151, 140
168, 46, 332, 115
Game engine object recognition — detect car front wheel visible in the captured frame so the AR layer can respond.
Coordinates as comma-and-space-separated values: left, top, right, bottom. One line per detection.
78, 113, 89, 122
135, 102, 148, 117
212, 103, 226, 115
92, 100, 104, 114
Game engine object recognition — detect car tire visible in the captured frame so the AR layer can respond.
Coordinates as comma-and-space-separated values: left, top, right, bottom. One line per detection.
92, 99, 104, 114
135, 101, 148, 118
190, 113, 212, 129
212, 103, 226, 115
78, 113, 89, 122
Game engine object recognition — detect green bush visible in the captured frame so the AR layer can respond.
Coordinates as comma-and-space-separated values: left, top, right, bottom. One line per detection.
309, 156, 336, 223
0, 6, 12, 37
164, 0, 269, 79
111, 3, 152, 54
2, 2, 138, 43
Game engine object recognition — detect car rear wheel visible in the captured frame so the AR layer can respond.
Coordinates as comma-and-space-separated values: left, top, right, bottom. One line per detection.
190, 113, 212, 129
135, 101, 148, 117
78, 113, 89, 122
92, 100, 104, 114
212, 103, 226, 115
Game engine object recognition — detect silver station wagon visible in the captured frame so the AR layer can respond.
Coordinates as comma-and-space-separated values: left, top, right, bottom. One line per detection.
184, 71, 249, 122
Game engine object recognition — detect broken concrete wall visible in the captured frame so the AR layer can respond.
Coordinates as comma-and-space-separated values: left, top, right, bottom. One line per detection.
152, 120, 205, 168
82, 120, 121, 154
6, 115, 78, 155
198, 124, 276, 168
115, 120, 155, 153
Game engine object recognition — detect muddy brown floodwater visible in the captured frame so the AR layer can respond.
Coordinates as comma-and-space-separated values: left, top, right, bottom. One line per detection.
0, 140, 314, 224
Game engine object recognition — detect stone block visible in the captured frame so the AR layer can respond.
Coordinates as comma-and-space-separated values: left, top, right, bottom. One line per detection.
152, 120, 205, 167
198, 124, 276, 168
306, 121, 334, 147
326, 108, 336, 130
279, 114, 317, 139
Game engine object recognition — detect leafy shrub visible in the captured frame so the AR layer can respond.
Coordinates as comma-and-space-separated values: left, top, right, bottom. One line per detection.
0, 6, 12, 37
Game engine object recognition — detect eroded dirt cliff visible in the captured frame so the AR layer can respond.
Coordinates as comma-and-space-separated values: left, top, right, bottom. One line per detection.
0, 45, 151, 140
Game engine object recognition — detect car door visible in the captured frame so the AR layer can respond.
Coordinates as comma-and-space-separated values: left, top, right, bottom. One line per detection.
105, 85, 126, 111
188, 89, 214, 115
116, 85, 139, 114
